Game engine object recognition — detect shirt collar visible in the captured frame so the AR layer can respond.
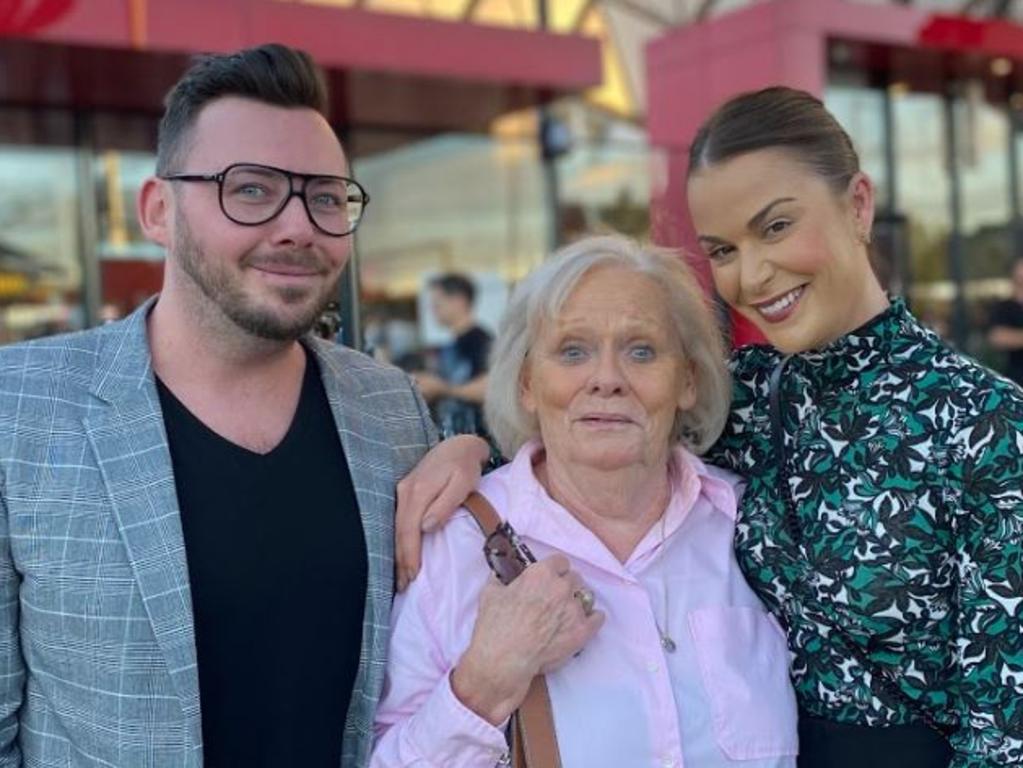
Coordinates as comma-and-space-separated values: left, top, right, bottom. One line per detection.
498, 440, 738, 575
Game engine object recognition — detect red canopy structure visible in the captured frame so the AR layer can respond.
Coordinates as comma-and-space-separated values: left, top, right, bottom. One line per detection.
0, 0, 602, 132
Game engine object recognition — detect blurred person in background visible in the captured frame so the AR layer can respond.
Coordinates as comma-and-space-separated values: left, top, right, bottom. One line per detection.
987, 256, 1023, 386
0, 44, 435, 768
414, 273, 493, 436
372, 236, 798, 767
394, 87, 1023, 768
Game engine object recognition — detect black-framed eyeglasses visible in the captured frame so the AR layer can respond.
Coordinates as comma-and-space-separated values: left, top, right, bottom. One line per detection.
159, 162, 370, 237
483, 521, 537, 585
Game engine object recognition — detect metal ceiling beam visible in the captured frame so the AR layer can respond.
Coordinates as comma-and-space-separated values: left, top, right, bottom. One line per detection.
570, 0, 599, 32
694, 0, 719, 23
606, 0, 673, 27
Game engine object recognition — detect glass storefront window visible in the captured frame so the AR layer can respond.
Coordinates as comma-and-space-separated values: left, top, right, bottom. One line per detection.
952, 88, 1013, 359
826, 83, 903, 292
892, 91, 954, 339
556, 115, 651, 241
95, 151, 158, 258
350, 105, 653, 368
825, 85, 888, 208
93, 150, 164, 321
0, 138, 85, 343
91, 113, 164, 322
351, 129, 548, 367
830, 70, 1020, 361
0, 108, 166, 344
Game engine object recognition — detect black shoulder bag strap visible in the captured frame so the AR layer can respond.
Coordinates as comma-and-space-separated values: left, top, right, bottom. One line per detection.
768, 357, 954, 740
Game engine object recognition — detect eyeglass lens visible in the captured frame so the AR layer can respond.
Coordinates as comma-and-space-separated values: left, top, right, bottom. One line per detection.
221, 164, 365, 235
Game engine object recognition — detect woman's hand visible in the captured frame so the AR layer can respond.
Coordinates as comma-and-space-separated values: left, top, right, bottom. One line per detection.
395, 435, 490, 590
450, 555, 604, 725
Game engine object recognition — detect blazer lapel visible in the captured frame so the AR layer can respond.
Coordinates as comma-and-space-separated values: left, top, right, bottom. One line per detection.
309, 340, 396, 579
307, 340, 397, 758
83, 301, 202, 756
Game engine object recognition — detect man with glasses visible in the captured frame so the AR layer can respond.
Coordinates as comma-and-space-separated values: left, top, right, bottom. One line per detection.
0, 44, 436, 767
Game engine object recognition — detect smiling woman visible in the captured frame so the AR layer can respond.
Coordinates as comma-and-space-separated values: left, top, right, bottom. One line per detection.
687, 91, 888, 354
687, 86, 1023, 768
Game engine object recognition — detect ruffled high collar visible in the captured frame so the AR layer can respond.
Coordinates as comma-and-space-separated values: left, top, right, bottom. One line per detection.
745, 297, 932, 387
799, 297, 909, 362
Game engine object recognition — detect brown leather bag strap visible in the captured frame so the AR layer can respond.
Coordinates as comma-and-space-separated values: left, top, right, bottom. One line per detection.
463, 491, 503, 537
514, 676, 562, 768
461, 491, 563, 768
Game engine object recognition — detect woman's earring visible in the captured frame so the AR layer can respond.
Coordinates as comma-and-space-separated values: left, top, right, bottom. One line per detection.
860, 229, 872, 246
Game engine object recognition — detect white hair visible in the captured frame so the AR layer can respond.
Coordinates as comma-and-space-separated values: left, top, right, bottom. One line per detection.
484, 234, 731, 458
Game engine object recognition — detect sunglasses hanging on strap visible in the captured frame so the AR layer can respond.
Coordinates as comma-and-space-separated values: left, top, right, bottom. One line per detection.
463, 491, 563, 768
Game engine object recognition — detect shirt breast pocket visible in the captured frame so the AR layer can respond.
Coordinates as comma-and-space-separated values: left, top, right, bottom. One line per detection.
688, 605, 799, 760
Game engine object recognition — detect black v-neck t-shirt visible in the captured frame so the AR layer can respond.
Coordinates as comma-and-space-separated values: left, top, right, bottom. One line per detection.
157, 352, 367, 767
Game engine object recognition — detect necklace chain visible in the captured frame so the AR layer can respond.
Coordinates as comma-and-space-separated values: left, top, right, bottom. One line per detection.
654, 511, 676, 653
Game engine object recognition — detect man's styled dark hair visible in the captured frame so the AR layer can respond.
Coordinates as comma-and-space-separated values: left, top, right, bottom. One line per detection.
156, 44, 329, 175
430, 273, 477, 306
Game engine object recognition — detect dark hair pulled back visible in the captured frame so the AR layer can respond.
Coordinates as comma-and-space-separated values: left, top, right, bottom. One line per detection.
688, 86, 860, 192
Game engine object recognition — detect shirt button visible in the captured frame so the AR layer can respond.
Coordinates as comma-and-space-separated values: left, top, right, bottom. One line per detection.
660, 756, 675, 768
646, 660, 658, 673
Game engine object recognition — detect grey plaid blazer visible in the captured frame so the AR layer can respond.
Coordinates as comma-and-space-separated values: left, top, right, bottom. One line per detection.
0, 301, 436, 767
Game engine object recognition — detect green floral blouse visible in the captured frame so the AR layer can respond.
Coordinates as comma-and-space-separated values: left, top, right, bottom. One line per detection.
708, 298, 1023, 767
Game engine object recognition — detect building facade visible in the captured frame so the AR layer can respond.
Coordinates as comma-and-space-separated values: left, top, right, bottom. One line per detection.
4, 0, 1023, 366
648, 0, 1023, 359
0, 0, 608, 348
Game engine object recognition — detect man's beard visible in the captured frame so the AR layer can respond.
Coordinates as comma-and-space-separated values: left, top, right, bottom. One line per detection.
173, 218, 342, 342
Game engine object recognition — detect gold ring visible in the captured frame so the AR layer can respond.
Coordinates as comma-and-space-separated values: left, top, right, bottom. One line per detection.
574, 588, 596, 616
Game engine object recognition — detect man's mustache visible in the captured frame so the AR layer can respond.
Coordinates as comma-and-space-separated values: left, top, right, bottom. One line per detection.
242, 250, 328, 274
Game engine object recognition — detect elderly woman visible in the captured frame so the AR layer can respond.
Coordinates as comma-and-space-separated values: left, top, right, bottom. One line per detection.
398, 89, 1023, 767
371, 236, 798, 767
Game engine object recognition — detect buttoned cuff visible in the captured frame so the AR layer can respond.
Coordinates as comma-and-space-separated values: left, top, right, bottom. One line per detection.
405, 670, 510, 766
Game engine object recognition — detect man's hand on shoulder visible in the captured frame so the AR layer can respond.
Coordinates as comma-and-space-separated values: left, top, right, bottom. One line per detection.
394, 435, 490, 591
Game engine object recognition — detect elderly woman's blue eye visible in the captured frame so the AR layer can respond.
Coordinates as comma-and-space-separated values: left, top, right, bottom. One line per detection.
559, 346, 587, 362
630, 345, 656, 361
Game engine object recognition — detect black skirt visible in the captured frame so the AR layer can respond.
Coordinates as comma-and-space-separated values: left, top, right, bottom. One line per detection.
798, 712, 952, 768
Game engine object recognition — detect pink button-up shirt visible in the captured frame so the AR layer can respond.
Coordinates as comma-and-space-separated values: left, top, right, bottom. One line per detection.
372, 441, 798, 767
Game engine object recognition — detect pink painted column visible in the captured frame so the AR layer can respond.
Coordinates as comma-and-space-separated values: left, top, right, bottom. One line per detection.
646, 0, 828, 346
